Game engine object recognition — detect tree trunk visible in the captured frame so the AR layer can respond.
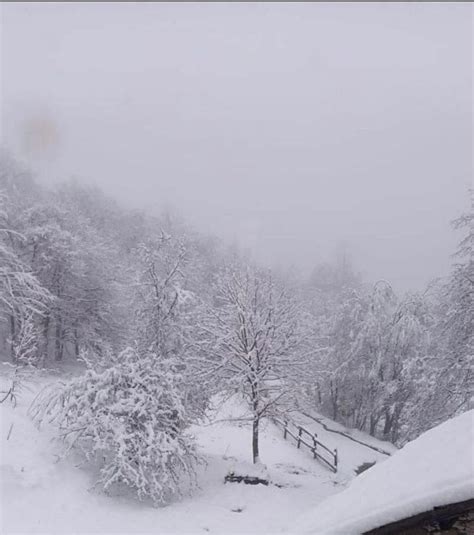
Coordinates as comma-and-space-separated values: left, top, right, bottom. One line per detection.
252, 387, 260, 464
39, 313, 50, 366
369, 413, 379, 436
390, 404, 403, 444
383, 408, 393, 439
74, 327, 80, 359
55, 318, 63, 361
9, 314, 16, 362
252, 415, 260, 464
330, 381, 338, 420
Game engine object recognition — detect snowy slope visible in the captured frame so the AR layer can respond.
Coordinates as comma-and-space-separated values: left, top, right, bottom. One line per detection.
295, 409, 474, 534
291, 412, 396, 481
0, 370, 341, 534
0, 367, 404, 534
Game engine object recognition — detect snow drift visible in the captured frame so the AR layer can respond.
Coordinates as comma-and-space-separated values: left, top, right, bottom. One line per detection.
295, 409, 474, 534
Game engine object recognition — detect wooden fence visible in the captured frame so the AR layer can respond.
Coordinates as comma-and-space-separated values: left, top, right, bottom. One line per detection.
273, 418, 338, 473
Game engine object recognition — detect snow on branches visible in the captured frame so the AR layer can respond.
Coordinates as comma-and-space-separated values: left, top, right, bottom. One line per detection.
195, 264, 310, 463
31, 347, 199, 505
0, 190, 52, 364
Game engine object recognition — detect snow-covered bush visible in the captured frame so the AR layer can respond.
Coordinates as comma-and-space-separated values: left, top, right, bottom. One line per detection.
31, 346, 199, 505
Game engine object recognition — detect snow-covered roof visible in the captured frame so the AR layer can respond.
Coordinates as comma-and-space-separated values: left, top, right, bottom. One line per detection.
296, 410, 474, 534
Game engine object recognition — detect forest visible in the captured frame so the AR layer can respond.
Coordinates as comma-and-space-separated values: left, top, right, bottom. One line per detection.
0, 151, 472, 505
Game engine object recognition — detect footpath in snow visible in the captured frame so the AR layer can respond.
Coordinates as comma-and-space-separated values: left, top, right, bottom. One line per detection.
290, 411, 397, 482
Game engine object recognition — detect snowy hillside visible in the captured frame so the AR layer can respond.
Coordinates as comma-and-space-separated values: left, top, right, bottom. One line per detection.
0, 368, 391, 534
296, 410, 474, 534
1, 4, 472, 535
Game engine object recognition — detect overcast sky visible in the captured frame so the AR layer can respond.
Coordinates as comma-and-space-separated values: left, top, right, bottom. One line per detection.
1, 2, 472, 290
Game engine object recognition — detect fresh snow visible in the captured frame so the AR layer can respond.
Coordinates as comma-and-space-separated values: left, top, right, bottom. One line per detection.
291, 412, 397, 482
7, 367, 469, 535
0, 368, 392, 534
295, 409, 474, 534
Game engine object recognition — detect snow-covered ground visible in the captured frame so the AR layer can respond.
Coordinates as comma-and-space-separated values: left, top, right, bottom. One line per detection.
291, 412, 397, 482
296, 409, 474, 534
0, 367, 393, 534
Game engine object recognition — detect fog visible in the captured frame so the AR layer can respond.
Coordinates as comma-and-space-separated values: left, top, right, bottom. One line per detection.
1, 2, 472, 290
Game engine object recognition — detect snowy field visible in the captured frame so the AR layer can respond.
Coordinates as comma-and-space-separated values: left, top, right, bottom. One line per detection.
0, 367, 392, 534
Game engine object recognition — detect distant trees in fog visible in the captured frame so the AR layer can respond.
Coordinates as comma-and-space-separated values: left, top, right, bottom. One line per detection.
301, 205, 473, 444
1, 152, 472, 501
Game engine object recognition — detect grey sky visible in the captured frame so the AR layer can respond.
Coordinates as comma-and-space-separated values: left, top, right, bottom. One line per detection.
1, 2, 472, 290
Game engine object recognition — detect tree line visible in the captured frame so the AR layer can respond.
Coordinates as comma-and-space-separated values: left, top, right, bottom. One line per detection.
1, 151, 472, 503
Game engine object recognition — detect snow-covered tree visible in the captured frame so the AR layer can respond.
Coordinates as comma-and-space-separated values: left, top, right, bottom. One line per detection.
131, 232, 209, 421
441, 208, 473, 403
133, 234, 187, 355
417, 206, 474, 433
309, 280, 435, 444
0, 191, 52, 363
197, 265, 308, 464
31, 346, 199, 505
9, 312, 40, 365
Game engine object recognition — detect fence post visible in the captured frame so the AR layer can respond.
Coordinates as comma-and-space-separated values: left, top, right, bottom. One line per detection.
312, 435, 317, 459
297, 427, 302, 449
334, 448, 338, 471
283, 421, 288, 440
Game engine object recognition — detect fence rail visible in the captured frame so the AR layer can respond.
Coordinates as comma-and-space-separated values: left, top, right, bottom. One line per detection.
273, 418, 338, 473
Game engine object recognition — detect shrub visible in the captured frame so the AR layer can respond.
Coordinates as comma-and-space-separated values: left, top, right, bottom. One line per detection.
31, 347, 199, 505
